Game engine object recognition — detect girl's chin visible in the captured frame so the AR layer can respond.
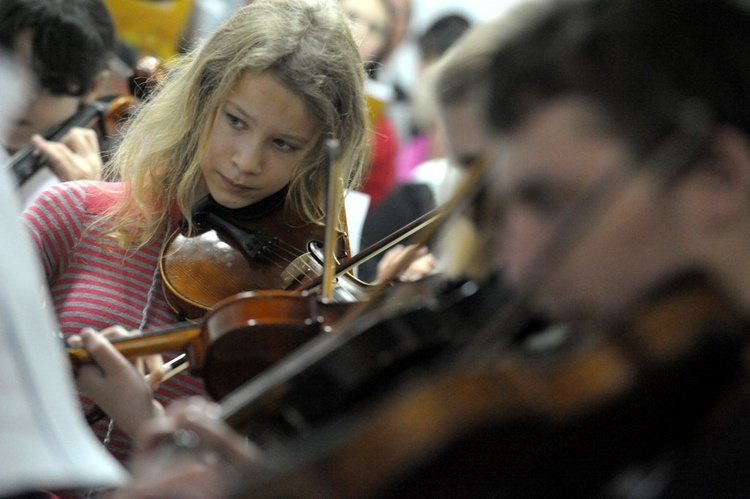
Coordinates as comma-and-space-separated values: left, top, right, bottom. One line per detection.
209, 190, 257, 209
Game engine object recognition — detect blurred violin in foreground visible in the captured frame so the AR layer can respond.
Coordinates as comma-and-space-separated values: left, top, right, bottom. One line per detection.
224, 273, 750, 498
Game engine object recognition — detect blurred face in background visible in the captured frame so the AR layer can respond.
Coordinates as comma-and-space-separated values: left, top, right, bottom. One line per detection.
341, 0, 392, 64
2, 30, 83, 154
491, 97, 692, 325
440, 98, 490, 170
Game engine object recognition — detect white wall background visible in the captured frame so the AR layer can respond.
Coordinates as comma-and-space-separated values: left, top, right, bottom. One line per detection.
193, 0, 533, 99
411, 0, 528, 32
383, 0, 532, 95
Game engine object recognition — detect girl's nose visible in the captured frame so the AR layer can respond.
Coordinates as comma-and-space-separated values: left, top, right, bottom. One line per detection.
232, 139, 263, 174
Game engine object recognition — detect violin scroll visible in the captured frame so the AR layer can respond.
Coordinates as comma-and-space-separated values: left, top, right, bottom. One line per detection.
129, 55, 166, 101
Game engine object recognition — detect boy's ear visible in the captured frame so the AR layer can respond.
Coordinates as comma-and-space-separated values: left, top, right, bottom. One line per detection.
680, 126, 750, 230
82, 69, 112, 103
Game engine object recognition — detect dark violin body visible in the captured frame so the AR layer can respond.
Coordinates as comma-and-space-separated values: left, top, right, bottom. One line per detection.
220, 272, 525, 443
199, 289, 352, 400
225, 274, 750, 499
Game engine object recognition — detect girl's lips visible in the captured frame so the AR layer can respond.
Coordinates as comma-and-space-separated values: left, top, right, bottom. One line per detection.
219, 172, 252, 192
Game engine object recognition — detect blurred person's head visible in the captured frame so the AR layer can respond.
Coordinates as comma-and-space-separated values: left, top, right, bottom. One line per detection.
407, 13, 472, 138
341, 0, 396, 78
0, 0, 115, 155
425, 15, 528, 277
486, 0, 750, 324
0, 51, 29, 162
419, 13, 471, 70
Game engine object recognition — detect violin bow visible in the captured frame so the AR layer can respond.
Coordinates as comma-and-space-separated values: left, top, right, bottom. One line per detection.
300, 156, 487, 295
320, 139, 346, 302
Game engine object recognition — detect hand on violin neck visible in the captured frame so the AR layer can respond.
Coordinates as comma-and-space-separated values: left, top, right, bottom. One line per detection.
72, 327, 164, 438
30, 126, 103, 182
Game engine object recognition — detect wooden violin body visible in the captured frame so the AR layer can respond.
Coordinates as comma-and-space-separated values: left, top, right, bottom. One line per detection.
160, 192, 370, 319
68, 289, 352, 401
199, 289, 351, 400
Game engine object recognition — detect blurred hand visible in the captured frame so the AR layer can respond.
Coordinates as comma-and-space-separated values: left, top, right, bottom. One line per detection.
376, 244, 438, 283
117, 397, 261, 499
31, 126, 103, 181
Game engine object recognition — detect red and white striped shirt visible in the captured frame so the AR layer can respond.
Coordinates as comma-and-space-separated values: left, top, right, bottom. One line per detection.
22, 180, 206, 461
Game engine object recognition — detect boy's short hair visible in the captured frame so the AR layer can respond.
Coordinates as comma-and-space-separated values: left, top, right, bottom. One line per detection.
0, 0, 115, 96
487, 0, 750, 160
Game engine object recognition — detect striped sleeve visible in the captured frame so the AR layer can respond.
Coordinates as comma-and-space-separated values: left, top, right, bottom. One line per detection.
21, 181, 88, 282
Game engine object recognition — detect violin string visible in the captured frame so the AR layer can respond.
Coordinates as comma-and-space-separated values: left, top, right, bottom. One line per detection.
258, 236, 343, 288
276, 250, 329, 288
244, 240, 316, 287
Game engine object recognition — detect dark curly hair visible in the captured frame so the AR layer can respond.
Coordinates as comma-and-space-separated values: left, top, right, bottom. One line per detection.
0, 0, 115, 97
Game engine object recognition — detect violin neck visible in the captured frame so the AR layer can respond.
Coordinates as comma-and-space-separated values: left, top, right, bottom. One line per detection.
6, 99, 109, 187
67, 321, 202, 366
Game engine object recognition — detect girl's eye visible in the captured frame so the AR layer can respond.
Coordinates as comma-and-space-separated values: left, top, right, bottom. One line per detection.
273, 138, 296, 151
226, 113, 246, 129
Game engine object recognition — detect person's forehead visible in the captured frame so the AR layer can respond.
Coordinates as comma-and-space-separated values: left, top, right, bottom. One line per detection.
505, 98, 619, 155
493, 98, 630, 185
442, 101, 489, 164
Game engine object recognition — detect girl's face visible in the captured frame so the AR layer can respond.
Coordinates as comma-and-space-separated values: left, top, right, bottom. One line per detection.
201, 71, 320, 209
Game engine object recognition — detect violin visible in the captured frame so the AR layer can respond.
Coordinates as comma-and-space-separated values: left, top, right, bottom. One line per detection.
68, 289, 350, 401
6, 94, 136, 186
159, 189, 369, 320
225, 273, 750, 498
86, 204, 458, 402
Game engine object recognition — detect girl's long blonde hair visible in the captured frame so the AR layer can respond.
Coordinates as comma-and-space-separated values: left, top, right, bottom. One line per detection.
106, 0, 369, 249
